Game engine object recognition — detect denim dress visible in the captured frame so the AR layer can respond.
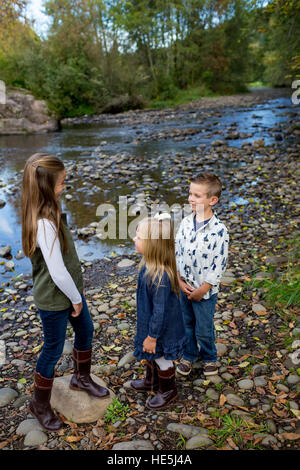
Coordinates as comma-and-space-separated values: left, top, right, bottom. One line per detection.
134, 265, 186, 361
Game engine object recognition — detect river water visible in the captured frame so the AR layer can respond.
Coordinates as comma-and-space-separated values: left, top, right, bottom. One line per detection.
0, 89, 297, 284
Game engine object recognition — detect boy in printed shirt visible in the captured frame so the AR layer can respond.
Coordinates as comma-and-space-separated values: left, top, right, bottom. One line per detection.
175, 173, 229, 376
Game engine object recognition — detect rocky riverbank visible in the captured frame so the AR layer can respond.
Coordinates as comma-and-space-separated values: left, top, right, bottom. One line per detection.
0, 89, 299, 451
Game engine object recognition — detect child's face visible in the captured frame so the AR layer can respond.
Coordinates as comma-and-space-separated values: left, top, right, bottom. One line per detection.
133, 223, 146, 254
188, 182, 217, 214
54, 170, 66, 198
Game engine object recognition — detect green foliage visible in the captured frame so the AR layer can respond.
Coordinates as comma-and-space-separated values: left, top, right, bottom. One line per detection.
248, 232, 300, 309
104, 398, 130, 424
0, 0, 297, 117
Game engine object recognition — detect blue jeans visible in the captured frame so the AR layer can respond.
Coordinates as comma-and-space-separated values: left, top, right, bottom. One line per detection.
180, 291, 218, 363
36, 294, 94, 379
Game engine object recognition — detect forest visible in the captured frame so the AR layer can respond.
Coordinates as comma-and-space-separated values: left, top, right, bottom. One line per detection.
0, 0, 299, 117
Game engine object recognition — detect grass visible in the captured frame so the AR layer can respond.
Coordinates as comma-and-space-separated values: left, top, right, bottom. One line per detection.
246, 232, 300, 309
210, 414, 268, 449
149, 84, 220, 109
104, 398, 130, 425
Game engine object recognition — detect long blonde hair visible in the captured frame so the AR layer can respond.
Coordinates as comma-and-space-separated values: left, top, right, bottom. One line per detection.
138, 216, 180, 295
21, 152, 68, 257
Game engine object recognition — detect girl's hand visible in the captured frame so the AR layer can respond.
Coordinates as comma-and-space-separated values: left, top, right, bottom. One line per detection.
71, 302, 83, 317
143, 336, 157, 354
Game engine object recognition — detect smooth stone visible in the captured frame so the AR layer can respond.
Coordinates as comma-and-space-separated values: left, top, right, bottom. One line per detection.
63, 341, 73, 355
50, 374, 114, 423
117, 322, 130, 331
112, 440, 154, 450
106, 326, 118, 335
252, 364, 268, 376
216, 343, 228, 356
225, 393, 245, 407
0, 245, 11, 257
24, 430, 48, 447
97, 304, 109, 313
0, 199, 6, 208
287, 374, 300, 385
117, 351, 135, 368
266, 419, 277, 434
276, 383, 289, 393
117, 259, 135, 269
289, 401, 299, 410
252, 304, 267, 313
206, 388, 220, 401
0, 387, 18, 406
167, 423, 208, 439
238, 379, 254, 390
254, 376, 267, 387
261, 435, 278, 448
231, 410, 254, 422
16, 419, 44, 435
221, 372, 234, 381
186, 435, 214, 449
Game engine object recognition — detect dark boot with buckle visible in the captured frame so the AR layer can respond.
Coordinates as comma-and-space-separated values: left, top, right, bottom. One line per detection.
130, 360, 159, 392
69, 348, 109, 398
29, 371, 63, 431
146, 364, 178, 410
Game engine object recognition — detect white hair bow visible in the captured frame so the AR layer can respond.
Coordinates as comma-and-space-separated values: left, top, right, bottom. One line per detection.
154, 212, 171, 221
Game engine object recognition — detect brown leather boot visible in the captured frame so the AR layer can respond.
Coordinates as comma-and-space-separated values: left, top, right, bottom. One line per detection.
29, 371, 63, 431
130, 360, 159, 392
146, 365, 178, 410
69, 348, 109, 398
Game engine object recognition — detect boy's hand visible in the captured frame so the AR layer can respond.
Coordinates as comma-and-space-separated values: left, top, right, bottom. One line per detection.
179, 279, 194, 296
187, 282, 213, 301
71, 302, 83, 317
143, 336, 157, 354
187, 288, 204, 301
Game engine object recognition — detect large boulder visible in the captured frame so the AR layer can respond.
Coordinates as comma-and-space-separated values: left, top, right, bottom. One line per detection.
0, 85, 59, 135
50, 374, 114, 423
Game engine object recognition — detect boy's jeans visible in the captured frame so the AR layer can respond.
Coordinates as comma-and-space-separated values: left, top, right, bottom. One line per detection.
36, 294, 94, 379
180, 291, 218, 363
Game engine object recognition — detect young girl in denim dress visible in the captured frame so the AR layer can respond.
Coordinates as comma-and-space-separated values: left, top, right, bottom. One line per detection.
130, 213, 186, 410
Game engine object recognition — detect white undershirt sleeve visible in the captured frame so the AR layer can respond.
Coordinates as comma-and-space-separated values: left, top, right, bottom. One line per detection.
36, 218, 82, 305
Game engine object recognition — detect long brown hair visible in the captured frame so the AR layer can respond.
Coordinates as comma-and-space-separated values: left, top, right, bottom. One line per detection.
138, 216, 180, 295
21, 153, 68, 257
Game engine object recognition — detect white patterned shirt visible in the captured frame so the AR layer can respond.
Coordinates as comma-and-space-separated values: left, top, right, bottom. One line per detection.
175, 212, 229, 299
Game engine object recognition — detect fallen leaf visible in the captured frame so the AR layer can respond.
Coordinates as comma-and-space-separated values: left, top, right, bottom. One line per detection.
238, 361, 250, 368
291, 409, 300, 420
137, 425, 147, 434
219, 394, 227, 406
65, 436, 83, 443
279, 433, 300, 440
0, 441, 8, 449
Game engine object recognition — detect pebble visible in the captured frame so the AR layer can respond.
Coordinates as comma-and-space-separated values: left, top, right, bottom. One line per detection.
167, 423, 208, 438
0, 387, 18, 406
206, 388, 220, 401
238, 379, 254, 390
112, 440, 154, 450
117, 259, 135, 268
261, 435, 278, 448
252, 364, 268, 376
5, 261, 15, 271
254, 376, 267, 387
186, 435, 214, 449
16, 419, 44, 435
225, 393, 245, 407
287, 374, 300, 385
216, 343, 228, 356
0, 245, 11, 257
117, 351, 135, 368
276, 383, 289, 393
24, 430, 48, 446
